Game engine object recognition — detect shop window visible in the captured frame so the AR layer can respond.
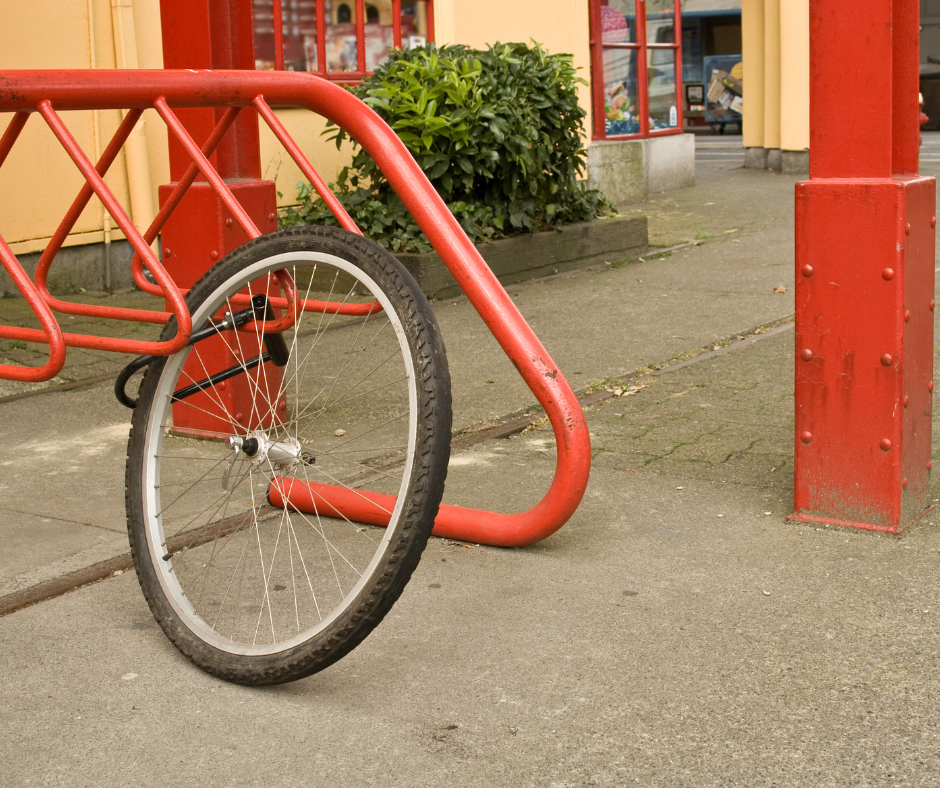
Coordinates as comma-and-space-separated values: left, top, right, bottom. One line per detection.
589, 0, 683, 139
253, 0, 433, 82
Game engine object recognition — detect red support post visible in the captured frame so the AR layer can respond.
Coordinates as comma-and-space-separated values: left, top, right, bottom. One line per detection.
158, 0, 280, 436
792, 0, 936, 533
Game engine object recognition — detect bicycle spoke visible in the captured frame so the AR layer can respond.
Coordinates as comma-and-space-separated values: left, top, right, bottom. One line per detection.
127, 229, 447, 682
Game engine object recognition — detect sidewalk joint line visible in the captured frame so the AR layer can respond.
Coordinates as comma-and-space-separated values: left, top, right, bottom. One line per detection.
0, 316, 797, 617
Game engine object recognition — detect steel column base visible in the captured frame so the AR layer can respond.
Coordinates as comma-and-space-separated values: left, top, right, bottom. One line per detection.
159, 180, 280, 435
794, 176, 936, 534
787, 504, 935, 537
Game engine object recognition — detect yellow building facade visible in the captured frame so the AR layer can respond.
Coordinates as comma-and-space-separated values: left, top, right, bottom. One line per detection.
0, 1, 590, 268
741, 0, 810, 173
0, 1, 699, 295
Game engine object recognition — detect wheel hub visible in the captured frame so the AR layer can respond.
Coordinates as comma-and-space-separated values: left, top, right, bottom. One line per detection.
227, 433, 303, 469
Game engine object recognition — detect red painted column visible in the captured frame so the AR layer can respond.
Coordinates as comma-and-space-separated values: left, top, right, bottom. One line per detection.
793, 0, 936, 533
158, 0, 281, 437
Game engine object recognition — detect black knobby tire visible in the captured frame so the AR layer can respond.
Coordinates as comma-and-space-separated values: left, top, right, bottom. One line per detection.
125, 227, 451, 685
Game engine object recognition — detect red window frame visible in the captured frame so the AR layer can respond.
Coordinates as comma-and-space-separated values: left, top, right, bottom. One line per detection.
588, 0, 684, 140
254, 0, 434, 83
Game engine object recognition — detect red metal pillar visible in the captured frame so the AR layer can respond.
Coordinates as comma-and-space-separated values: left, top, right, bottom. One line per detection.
158, 0, 280, 436
792, 0, 936, 533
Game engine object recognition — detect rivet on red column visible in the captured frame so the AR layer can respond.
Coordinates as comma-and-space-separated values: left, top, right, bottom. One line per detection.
801, 264, 814, 277
800, 431, 813, 444
929, 460, 933, 471
903, 395, 910, 407
902, 478, 909, 489
905, 223, 912, 235
801, 348, 814, 361
880, 438, 892, 452
931, 299, 936, 311
881, 354, 893, 366
225, 218, 233, 227
904, 310, 911, 322
163, 248, 171, 258
930, 381, 935, 393
932, 216, 937, 228
210, 250, 219, 260
268, 212, 276, 223
882, 268, 895, 280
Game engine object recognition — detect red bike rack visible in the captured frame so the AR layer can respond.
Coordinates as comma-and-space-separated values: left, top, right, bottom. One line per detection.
0, 69, 591, 548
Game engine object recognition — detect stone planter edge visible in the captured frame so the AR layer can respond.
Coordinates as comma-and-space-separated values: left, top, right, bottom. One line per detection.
395, 214, 648, 300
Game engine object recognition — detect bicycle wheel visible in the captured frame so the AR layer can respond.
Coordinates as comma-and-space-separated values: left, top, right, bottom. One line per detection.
126, 226, 451, 685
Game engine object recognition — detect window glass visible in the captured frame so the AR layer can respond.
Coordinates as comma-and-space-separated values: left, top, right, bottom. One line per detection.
284, 0, 318, 71
647, 47, 678, 130
401, 1, 430, 49
681, 19, 703, 83
253, 0, 433, 77
364, 1, 393, 72
327, 1, 358, 71
600, 1, 635, 44
645, 0, 675, 45
253, 0, 276, 70
603, 47, 640, 137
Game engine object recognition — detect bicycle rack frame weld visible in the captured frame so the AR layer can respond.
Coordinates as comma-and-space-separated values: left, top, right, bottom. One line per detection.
0, 69, 591, 547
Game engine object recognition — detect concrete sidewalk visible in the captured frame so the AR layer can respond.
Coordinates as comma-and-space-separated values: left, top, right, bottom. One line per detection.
2, 136, 940, 787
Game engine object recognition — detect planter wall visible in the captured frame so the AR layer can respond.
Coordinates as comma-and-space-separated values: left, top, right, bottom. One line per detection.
586, 134, 695, 207
1, 216, 647, 301
396, 215, 648, 301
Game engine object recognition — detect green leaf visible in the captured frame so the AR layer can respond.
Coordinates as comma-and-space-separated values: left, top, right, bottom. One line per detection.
284, 40, 611, 254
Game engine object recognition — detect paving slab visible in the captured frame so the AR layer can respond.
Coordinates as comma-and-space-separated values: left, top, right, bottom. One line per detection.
4, 330, 940, 786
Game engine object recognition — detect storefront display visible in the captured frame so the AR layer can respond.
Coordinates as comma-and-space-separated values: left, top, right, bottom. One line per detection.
590, 0, 683, 140
704, 54, 742, 131
253, 0, 431, 78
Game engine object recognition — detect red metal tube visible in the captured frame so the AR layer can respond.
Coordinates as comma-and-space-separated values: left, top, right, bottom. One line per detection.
355, 0, 366, 74
0, 239, 65, 382
132, 105, 244, 296
253, 97, 360, 234
0, 70, 591, 545
266, 294, 381, 316
0, 111, 29, 167
32, 110, 165, 322
36, 100, 193, 353
391, 0, 402, 48
154, 97, 261, 240
315, 0, 327, 76
272, 0, 285, 71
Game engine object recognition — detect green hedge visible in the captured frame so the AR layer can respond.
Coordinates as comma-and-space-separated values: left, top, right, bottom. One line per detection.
281, 42, 610, 253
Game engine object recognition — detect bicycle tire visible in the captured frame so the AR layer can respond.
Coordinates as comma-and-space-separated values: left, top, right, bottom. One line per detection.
125, 226, 451, 685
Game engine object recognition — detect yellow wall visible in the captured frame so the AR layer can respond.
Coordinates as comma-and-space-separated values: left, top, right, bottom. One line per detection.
434, 0, 592, 129
0, 0, 132, 253
131, 0, 171, 225
779, 0, 809, 152
762, 0, 781, 150
259, 110, 352, 202
741, 0, 765, 149
0, 0, 594, 252
742, 0, 809, 154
